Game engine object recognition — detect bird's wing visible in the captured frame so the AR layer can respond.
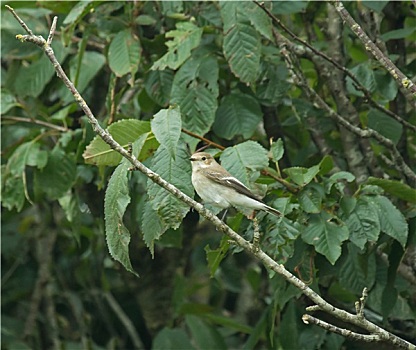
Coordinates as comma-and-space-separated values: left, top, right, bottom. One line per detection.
202, 170, 262, 202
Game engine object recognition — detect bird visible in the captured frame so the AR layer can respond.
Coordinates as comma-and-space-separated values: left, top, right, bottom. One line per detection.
190, 152, 281, 217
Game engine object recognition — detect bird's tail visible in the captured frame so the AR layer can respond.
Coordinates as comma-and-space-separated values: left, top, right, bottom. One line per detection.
264, 205, 282, 217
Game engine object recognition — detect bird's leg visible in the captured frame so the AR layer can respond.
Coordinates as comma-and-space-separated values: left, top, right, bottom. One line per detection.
220, 209, 228, 222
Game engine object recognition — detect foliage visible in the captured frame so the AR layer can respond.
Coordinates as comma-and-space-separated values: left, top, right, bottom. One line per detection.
1, 1, 415, 349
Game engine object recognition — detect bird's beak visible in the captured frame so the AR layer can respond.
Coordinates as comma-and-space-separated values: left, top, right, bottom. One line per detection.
189, 156, 196, 161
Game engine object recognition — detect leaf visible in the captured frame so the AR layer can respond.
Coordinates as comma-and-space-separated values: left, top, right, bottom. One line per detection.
147, 143, 193, 230
343, 199, 380, 249
270, 138, 284, 162
104, 158, 138, 276
145, 69, 174, 106
151, 106, 182, 160
283, 165, 320, 187
381, 26, 416, 41
339, 244, 376, 294
83, 120, 154, 166
185, 315, 227, 350
170, 49, 219, 137
35, 147, 77, 200
151, 22, 203, 71
14, 41, 68, 97
271, 1, 309, 14
63, 1, 94, 25
2, 173, 25, 212
141, 198, 167, 257
346, 63, 376, 97
220, 141, 269, 186
302, 213, 349, 265
326, 171, 356, 193
243, 2, 273, 40
153, 328, 195, 350
205, 237, 230, 277
364, 195, 408, 248
222, 21, 261, 83
213, 92, 262, 140
108, 30, 141, 82
1, 89, 19, 114
367, 109, 403, 145
366, 177, 416, 204
298, 184, 325, 213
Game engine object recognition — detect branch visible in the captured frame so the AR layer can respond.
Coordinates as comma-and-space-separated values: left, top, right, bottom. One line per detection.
1, 116, 68, 132
253, 1, 416, 133
6, 6, 415, 350
331, 0, 416, 104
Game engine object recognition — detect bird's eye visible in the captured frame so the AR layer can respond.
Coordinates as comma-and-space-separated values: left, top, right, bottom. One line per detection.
201, 156, 206, 161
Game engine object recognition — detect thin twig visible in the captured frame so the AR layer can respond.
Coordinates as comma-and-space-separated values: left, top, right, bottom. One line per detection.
181, 128, 225, 150
47, 16, 57, 45
5, 5, 33, 35
1, 116, 68, 132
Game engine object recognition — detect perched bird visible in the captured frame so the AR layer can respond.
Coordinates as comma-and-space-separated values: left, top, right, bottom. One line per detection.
190, 152, 281, 217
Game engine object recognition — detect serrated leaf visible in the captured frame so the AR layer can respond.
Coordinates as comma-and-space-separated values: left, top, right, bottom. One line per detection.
35, 147, 76, 200
171, 49, 219, 137
298, 184, 324, 213
367, 109, 403, 145
302, 213, 349, 265
147, 143, 193, 230
220, 141, 269, 186
244, 2, 273, 40
346, 63, 376, 97
104, 159, 138, 276
366, 177, 416, 204
63, 1, 94, 25
343, 199, 380, 249
326, 171, 356, 193
145, 69, 174, 106
339, 244, 376, 294
108, 30, 141, 82
364, 195, 408, 248
151, 106, 182, 160
83, 120, 154, 166
222, 21, 261, 83
213, 92, 262, 140
2, 173, 25, 211
141, 198, 167, 258
151, 22, 203, 71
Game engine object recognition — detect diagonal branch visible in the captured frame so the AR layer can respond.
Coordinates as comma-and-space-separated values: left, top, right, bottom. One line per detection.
6, 6, 415, 350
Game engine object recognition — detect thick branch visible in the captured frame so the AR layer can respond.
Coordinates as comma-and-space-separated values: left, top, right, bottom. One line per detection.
6, 6, 415, 350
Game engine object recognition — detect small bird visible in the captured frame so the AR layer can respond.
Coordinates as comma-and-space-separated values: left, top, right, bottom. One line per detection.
190, 152, 281, 217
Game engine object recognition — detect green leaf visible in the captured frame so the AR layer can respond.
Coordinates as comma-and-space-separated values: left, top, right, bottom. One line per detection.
364, 195, 408, 248
343, 199, 380, 249
271, 1, 308, 14
147, 143, 193, 230
270, 138, 284, 162
326, 171, 356, 193
346, 63, 376, 97
171, 49, 219, 137
1, 88, 19, 114
298, 184, 325, 213
104, 158, 138, 277
108, 30, 141, 82
14, 41, 67, 97
151, 22, 203, 71
153, 328, 195, 350
83, 120, 154, 166
220, 141, 269, 186
213, 92, 262, 140
284, 165, 320, 187
302, 213, 349, 265
145, 69, 174, 106
35, 147, 76, 200
243, 2, 273, 40
339, 244, 376, 295
205, 237, 230, 277
63, 1, 94, 25
366, 177, 416, 204
367, 109, 403, 145
141, 198, 167, 258
185, 315, 227, 350
2, 173, 25, 211
381, 26, 416, 41
361, 1, 388, 12
222, 21, 261, 83
151, 106, 182, 160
